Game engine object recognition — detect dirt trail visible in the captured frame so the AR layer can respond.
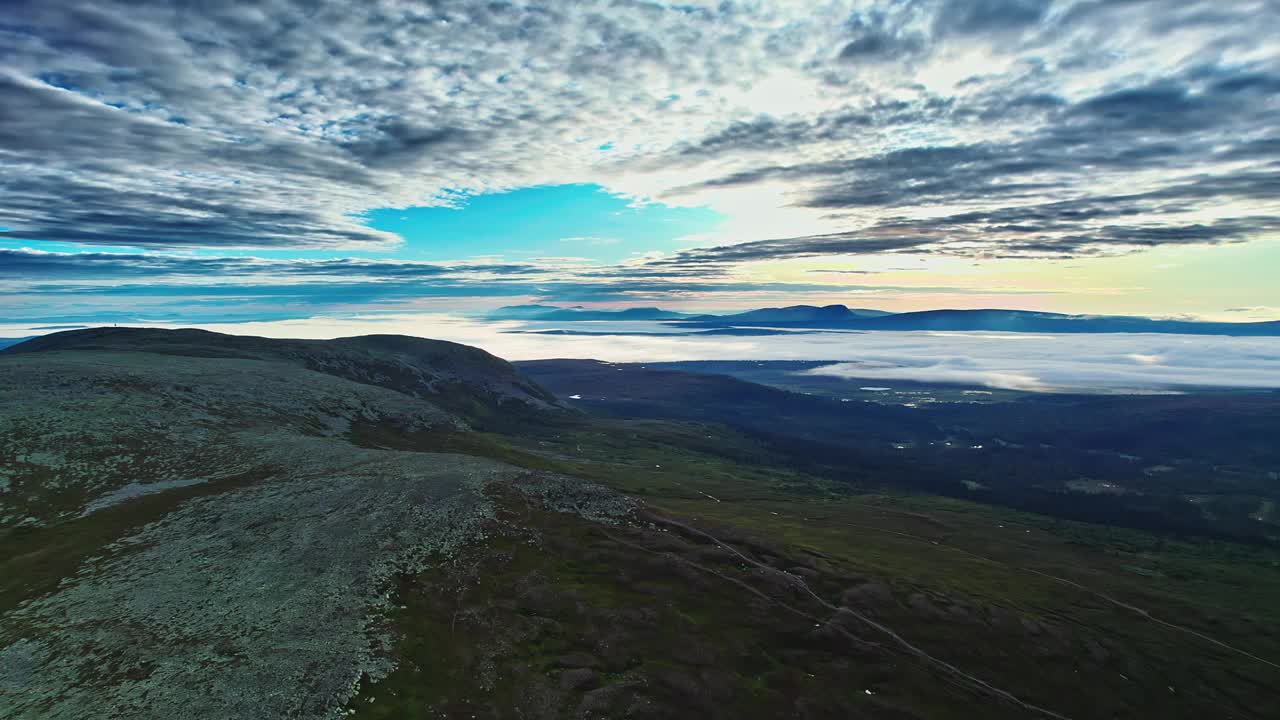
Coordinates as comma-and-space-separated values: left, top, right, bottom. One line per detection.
822, 513, 1280, 674
643, 513, 1075, 720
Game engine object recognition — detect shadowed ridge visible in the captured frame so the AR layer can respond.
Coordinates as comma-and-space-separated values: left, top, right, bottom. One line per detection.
5, 326, 564, 423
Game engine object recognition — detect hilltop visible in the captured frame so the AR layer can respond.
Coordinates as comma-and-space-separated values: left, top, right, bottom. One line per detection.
7, 327, 561, 424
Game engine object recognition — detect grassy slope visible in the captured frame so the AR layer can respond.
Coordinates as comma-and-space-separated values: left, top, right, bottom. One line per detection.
0, 468, 274, 617
348, 488, 981, 720
347, 415, 1280, 719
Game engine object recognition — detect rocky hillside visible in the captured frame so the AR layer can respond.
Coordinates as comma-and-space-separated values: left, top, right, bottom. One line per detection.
0, 329, 612, 720
6, 327, 562, 423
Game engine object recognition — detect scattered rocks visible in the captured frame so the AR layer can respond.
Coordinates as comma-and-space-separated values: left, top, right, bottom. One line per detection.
559, 668, 598, 692
0, 351, 458, 526
0, 346, 537, 720
576, 681, 645, 716
513, 472, 636, 523
907, 592, 945, 618
841, 581, 895, 607
553, 653, 602, 670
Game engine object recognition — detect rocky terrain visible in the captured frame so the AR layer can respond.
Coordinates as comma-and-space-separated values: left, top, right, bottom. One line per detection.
4, 328, 560, 421
2, 328, 1278, 720
0, 330, 607, 719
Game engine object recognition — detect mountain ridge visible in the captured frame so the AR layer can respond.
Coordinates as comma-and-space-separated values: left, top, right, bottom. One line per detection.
484, 304, 1280, 335
487, 305, 691, 321
675, 307, 1280, 335
5, 327, 563, 422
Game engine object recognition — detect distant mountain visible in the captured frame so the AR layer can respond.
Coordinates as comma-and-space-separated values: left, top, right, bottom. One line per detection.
487, 304, 571, 319
487, 303, 1280, 335
863, 309, 1280, 335
488, 303, 888, 323
676, 308, 1280, 336
704, 304, 892, 323
487, 304, 691, 321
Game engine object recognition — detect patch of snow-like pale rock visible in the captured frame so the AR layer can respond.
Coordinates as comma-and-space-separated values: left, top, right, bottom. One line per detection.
0, 347, 481, 717
0, 433, 518, 719
0, 342, 615, 719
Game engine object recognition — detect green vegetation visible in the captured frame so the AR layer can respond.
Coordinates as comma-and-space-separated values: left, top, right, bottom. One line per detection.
4, 330, 1278, 719
0, 468, 272, 616
349, 488, 988, 720
348, 410, 1280, 719
520, 360, 1280, 542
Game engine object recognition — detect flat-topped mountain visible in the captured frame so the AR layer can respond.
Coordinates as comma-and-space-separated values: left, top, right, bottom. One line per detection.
686, 304, 892, 323
487, 305, 690, 321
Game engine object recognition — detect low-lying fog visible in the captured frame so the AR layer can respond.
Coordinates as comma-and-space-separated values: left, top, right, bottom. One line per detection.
6, 314, 1278, 394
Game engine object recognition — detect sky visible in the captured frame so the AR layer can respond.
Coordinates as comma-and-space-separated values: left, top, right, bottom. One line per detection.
2, 0, 1280, 331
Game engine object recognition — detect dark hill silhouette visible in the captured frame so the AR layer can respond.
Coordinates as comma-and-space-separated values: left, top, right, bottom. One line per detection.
5, 327, 562, 421
674, 308, 1280, 335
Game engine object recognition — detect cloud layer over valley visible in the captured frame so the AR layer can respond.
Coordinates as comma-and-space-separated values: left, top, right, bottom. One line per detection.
11, 314, 1272, 395
802, 332, 1280, 393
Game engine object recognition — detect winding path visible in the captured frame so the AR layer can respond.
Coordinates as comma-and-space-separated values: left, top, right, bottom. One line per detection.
637, 513, 1075, 720
824, 513, 1280, 673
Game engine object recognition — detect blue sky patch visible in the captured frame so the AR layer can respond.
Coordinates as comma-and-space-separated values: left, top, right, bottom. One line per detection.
362, 184, 723, 263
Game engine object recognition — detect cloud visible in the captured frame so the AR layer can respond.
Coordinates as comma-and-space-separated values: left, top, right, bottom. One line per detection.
0, 0, 865, 250
0, 73, 397, 249
1222, 305, 1279, 321
0, 0, 1274, 262
0, 248, 879, 324
560, 236, 622, 246
648, 228, 939, 265
935, 0, 1053, 35
650, 136, 1280, 262
0, 249, 539, 280
12, 313, 1275, 396
838, 7, 928, 62
647, 17, 1280, 261
0, 0, 1276, 331
804, 333, 1280, 393
675, 68, 1277, 200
